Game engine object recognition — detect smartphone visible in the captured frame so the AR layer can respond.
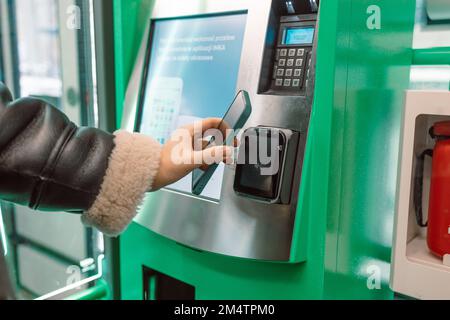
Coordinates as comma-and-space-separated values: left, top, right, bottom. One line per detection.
192, 90, 252, 196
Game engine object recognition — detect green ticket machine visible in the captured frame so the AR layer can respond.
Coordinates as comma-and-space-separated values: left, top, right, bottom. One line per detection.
113, 0, 418, 300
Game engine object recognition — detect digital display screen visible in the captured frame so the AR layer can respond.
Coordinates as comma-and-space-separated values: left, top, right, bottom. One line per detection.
283, 27, 315, 45
138, 13, 247, 200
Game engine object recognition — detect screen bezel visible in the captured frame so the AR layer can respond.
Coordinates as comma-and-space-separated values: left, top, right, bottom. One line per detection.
134, 10, 248, 133
283, 27, 315, 46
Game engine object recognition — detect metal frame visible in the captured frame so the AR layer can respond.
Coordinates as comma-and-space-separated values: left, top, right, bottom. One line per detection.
0, 0, 20, 96
76, 0, 96, 127
92, 0, 121, 300
92, 0, 117, 133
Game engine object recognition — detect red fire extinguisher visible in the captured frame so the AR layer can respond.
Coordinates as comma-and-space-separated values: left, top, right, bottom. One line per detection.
414, 121, 450, 258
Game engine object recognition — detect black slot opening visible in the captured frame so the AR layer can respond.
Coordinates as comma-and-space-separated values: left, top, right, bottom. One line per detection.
142, 266, 195, 300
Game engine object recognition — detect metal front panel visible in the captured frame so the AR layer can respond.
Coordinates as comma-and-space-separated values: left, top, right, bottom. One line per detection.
122, 0, 316, 261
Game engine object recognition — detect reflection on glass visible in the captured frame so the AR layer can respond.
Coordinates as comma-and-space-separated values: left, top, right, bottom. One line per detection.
15, 0, 62, 98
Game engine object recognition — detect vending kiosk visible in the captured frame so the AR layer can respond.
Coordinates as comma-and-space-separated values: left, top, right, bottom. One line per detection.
122, 1, 317, 263
114, 0, 417, 299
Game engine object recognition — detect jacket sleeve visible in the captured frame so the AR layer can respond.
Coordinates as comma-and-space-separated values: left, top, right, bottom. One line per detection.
0, 83, 162, 236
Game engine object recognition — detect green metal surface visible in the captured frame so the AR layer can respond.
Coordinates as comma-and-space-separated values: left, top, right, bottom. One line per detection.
323, 0, 416, 299
114, 0, 416, 300
412, 47, 450, 65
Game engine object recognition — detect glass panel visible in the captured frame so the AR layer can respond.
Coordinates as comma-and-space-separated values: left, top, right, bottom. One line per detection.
413, 0, 450, 49
411, 1, 450, 91
0, 0, 104, 300
14, 0, 63, 100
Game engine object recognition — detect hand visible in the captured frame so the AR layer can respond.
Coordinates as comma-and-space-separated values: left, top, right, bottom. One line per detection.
152, 118, 235, 191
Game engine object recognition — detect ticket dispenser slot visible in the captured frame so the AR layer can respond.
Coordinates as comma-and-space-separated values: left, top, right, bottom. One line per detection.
234, 127, 300, 204
143, 266, 195, 300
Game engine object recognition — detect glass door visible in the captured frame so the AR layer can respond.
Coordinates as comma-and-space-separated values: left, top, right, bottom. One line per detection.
410, 0, 450, 91
0, 0, 104, 300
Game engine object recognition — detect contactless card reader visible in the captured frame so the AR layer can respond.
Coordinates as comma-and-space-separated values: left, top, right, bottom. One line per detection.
234, 127, 300, 204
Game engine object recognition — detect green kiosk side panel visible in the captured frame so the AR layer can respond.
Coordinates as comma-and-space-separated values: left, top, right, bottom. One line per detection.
114, 0, 416, 300
323, 0, 416, 299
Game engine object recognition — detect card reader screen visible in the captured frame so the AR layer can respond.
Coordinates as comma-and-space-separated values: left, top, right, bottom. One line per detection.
283, 27, 315, 45
138, 13, 247, 201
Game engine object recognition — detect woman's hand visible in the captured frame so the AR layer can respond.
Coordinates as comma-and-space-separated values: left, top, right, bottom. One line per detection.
152, 118, 234, 191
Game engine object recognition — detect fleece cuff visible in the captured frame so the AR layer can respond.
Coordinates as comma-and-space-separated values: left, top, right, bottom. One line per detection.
82, 130, 162, 237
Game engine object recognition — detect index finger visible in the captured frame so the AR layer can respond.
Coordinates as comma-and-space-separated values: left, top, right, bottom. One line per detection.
203, 118, 232, 138
186, 118, 229, 135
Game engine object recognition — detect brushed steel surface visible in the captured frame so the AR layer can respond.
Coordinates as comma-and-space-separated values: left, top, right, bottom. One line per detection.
121, 0, 316, 261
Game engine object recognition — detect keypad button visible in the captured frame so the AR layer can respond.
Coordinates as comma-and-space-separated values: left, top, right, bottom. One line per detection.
275, 79, 283, 86
294, 69, 302, 77
288, 49, 296, 57
285, 69, 293, 77
280, 49, 287, 57
297, 49, 305, 56
283, 79, 292, 87
279, 59, 286, 67
276, 68, 285, 77
287, 59, 294, 67
293, 79, 301, 87
295, 59, 303, 67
